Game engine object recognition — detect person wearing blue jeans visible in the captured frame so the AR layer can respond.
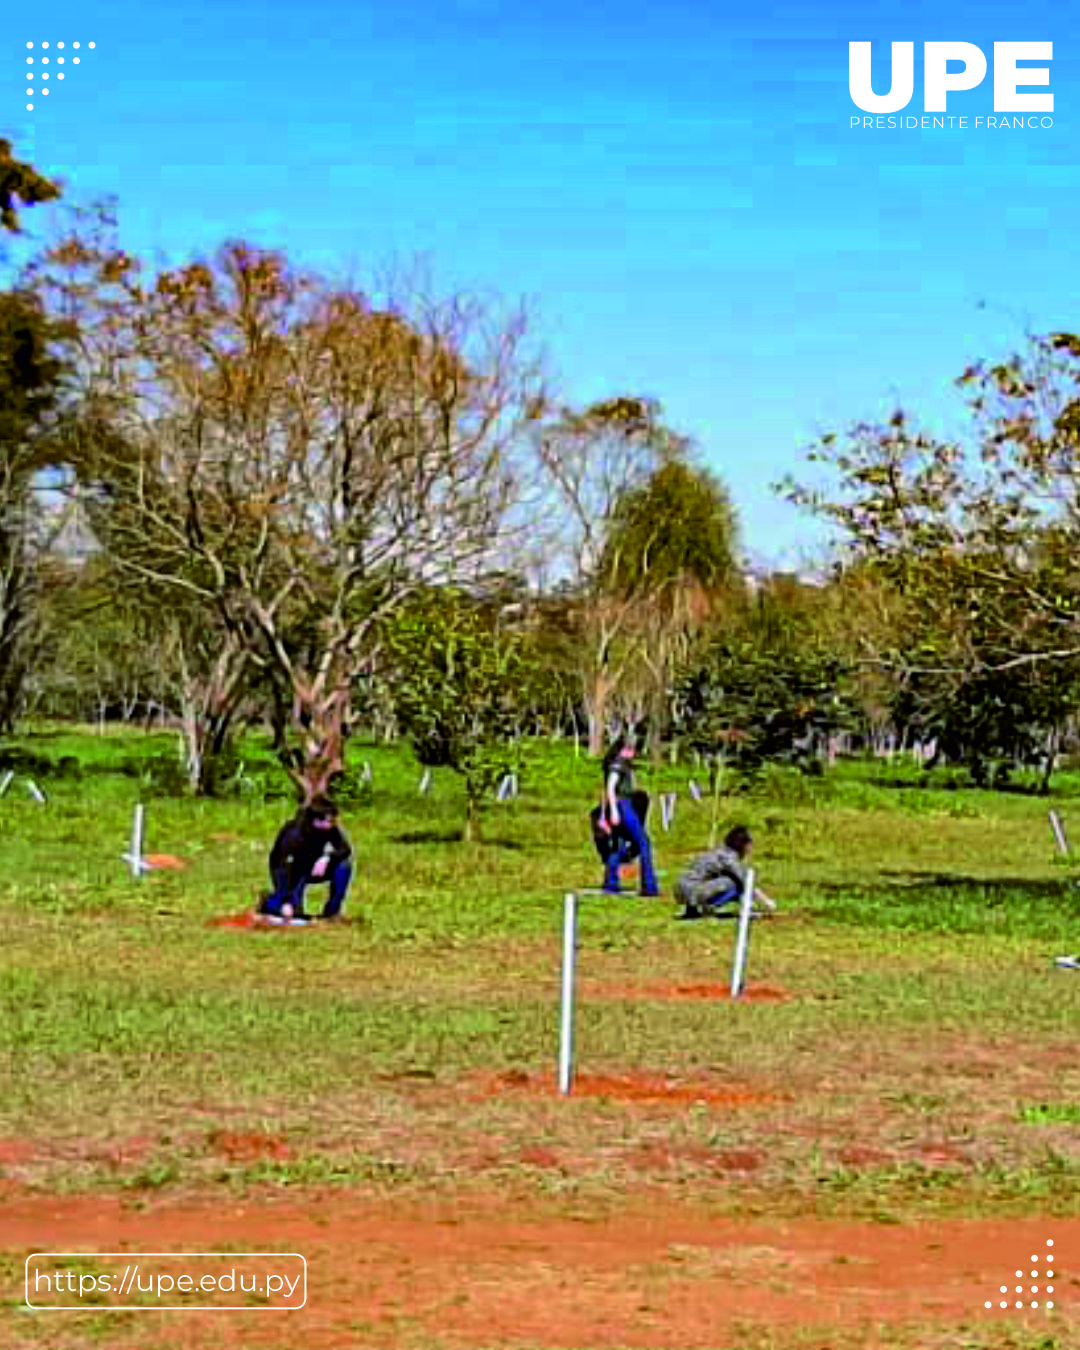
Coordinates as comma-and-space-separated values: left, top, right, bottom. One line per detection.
599, 736, 660, 896
674, 825, 777, 919
262, 796, 353, 921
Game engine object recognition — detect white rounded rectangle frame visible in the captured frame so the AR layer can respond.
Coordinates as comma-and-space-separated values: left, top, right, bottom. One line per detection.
24, 1252, 307, 1311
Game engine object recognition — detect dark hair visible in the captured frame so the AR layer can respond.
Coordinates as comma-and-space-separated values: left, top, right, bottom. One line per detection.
602, 738, 627, 776
724, 825, 753, 856
302, 796, 339, 825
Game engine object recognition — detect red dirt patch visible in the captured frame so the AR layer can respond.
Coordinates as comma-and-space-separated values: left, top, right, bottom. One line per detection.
204, 911, 355, 931
2, 1191, 1077, 1349
205, 910, 261, 929
518, 1145, 565, 1170
208, 1131, 290, 1162
0, 1139, 35, 1167
715, 1149, 765, 1171
481, 1070, 777, 1107
913, 1142, 970, 1165
589, 982, 791, 1003
839, 1145, 894, 1167
209, 832, 242, 843
144, 852, 186, 870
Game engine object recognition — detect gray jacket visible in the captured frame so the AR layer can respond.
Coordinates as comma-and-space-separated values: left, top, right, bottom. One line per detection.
675, 844, 746, 904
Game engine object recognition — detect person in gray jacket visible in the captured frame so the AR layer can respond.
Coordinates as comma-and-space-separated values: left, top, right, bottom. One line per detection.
675, 825, 777, 919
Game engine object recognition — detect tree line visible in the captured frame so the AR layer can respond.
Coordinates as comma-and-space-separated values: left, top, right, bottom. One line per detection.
5, 142, 1080, 822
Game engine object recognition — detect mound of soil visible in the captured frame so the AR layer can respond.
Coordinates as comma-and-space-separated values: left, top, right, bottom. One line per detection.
481, 1070, 777, 1106
144, 853, 187, 870
208, 1130, 290, 1162
588, 983, 791, 1003
204, 911, 353, 931
205, 910, 262, 929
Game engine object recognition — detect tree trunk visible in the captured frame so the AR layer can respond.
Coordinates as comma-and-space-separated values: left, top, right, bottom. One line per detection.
1040, 729, 1059, 796
585, 672, 610, 757
463, 790, 481, 843
277, 679, 350, 805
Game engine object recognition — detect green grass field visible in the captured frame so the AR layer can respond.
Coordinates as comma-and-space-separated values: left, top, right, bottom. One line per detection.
2, 728, 1080, 1348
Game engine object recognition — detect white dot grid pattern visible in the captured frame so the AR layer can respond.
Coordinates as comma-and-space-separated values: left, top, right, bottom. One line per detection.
987, 1245, 1058, 1311
22, 42, 94, 108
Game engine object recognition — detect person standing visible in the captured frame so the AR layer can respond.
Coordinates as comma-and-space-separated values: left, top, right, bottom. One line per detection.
598, 736, 660, 897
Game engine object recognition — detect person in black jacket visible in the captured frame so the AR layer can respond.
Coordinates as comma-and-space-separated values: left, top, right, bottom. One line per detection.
261, 796, 352, 922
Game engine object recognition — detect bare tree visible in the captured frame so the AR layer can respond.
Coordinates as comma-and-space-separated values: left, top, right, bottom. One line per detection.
44, 230, 544, 799
531, 397, 685, 753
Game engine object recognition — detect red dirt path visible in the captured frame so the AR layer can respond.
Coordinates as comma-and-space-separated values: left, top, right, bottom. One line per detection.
1, 1190, 1075, 1348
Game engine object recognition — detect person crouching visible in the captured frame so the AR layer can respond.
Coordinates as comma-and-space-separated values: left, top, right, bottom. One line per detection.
675, 825, 776, 919
261, 796, 352, 922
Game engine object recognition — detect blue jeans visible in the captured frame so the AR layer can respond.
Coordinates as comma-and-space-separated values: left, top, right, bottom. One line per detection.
677, 878, 741, 915
603, 798, 658, 894
264, 860, 352, 917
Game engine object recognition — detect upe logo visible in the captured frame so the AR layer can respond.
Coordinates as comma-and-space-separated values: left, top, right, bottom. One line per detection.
849, 41, 1052, 113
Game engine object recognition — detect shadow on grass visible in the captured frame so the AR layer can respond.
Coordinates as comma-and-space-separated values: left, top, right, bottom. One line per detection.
810, 872, 1080, 938
390, 829, 524, 850
870, 773, 1072, 799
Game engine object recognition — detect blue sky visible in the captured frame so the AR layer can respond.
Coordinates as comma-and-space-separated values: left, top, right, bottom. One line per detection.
5, 0, 1078, 566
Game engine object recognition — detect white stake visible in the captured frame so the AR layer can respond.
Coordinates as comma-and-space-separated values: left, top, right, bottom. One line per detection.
558, 892, 578, 1095
0, 770, 12, 797
688, 779, 702, 802
361, 761, 372, 784
1049, 811, 1071, 858
419, 768, 431, 795
26, 779, 46, 804
730, 868, 755, 999
129, 803, 145, 879
661, 792, 677, 831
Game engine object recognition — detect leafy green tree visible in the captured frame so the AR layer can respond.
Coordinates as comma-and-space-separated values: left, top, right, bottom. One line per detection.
675, 576, 855, 789
383, 589, 528, 841
0, 141, 60, 236
598, 459, 742, 755
0, 287, 72, 733
780, 398, 1080, 788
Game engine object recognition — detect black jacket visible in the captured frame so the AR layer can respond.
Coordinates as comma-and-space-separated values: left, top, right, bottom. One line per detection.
269, 817, 351, 886
590, 790, 650, 863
